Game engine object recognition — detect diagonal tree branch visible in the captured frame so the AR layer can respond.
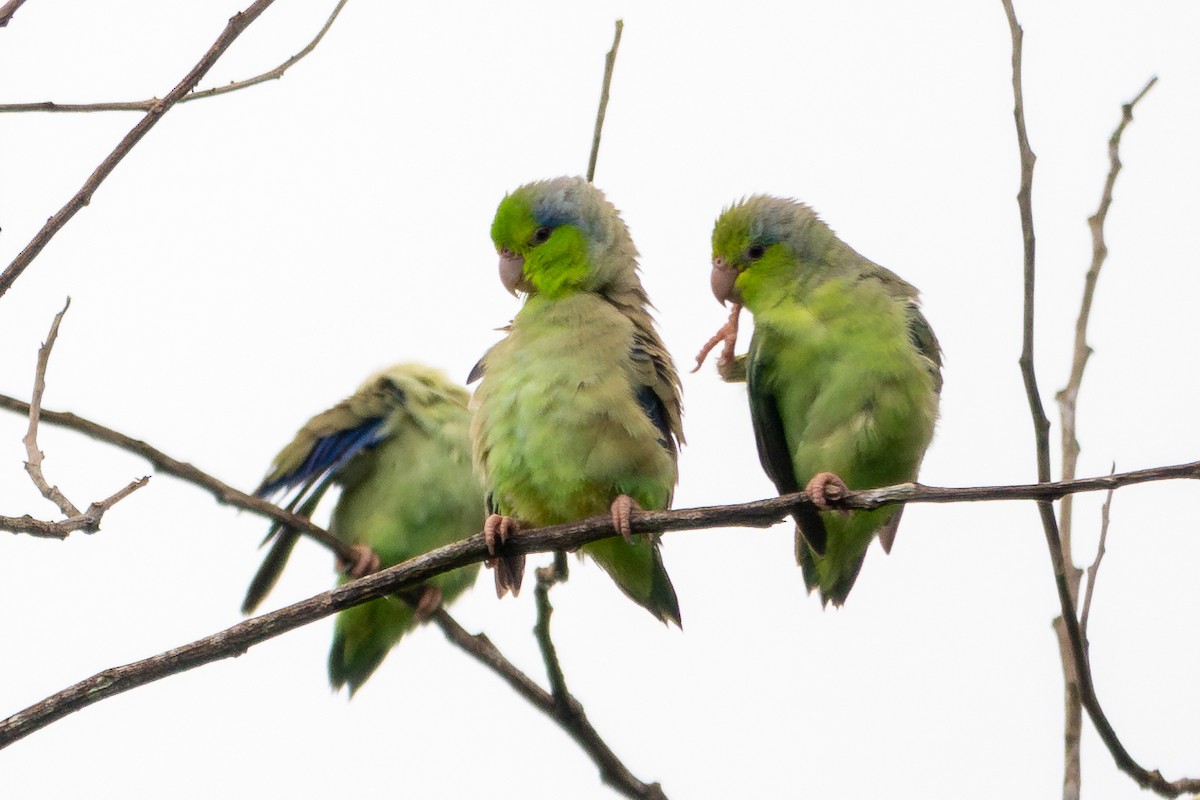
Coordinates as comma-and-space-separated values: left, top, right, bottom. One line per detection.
0, 0, 277, 301
999, 3, 1192, 796
0, 0, 27, 28
0, 0, 348, 114
3, 458, 1200, 773
0, 395, 664, 798
0, 392, 352, 557
1053, 76, 1156, 800
430, 605, 665, 800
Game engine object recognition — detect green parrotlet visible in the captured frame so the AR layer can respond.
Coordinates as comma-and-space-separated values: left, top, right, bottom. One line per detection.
244, 363, 484, 694
700, 195, 941, 606
470, 176, 683, 625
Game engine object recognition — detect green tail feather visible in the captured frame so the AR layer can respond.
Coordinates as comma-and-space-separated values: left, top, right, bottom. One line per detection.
583, 535, 681, 626
796, 537, 867, 608
328, 596, 415, 696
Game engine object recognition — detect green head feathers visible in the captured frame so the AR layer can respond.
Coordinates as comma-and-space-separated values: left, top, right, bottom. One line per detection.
490, 176, 641, 299
710, 195, 907, 308
358, 363, 470, 413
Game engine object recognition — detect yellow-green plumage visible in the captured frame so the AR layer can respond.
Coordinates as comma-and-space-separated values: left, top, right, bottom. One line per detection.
471, 177, 683, 624
711, 196, 941, 606
245, 364, 484, 694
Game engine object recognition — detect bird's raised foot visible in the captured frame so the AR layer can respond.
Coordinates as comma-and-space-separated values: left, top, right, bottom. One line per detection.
610, 494, 643, 543
691, 303, 742, 376
483, 513, 525, 598
412, 585, 443, 621
339, 544, 381, 579
806, 472, 851, 515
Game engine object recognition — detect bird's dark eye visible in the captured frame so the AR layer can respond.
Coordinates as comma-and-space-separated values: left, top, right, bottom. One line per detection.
532, 226, 552, 244
747, 244, 766, 261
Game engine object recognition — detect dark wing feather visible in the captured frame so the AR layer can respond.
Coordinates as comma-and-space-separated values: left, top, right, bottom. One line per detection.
746, 334, 827, 556
635, 384, 674, 454
629, 334, 682, 453
906, 301, 943, 395
242, 416, 387, 614
241, 473, 337, 614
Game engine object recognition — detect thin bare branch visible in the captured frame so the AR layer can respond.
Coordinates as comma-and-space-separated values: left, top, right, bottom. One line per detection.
22, 299, 80, 518
0, 392, 353, 558
1057, 75, 1157, 590
1001, 5, 1079, 797
586, 19, 623, 183
0, 0, 277, 300
8, 301, 151, 538
1000, 3, 1190, 796
1051, 76, 1155, 800
430, 606, 666, 800
534, 553, 571, 701
1051, 617, 1083, 800
1080, 469, 1116, 641
0, 0, 28, 27
0, 1, 348, 114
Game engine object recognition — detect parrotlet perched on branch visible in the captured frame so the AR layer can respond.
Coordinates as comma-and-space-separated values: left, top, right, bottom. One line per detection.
699, 196, 941, 606
243, 364, 484, 695
470, 176, 683, 625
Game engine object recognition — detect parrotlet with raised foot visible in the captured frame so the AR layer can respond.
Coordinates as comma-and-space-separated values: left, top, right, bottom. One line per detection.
702, 196, 941, 606
470, 176, 683, 625
244, 364, 484, 694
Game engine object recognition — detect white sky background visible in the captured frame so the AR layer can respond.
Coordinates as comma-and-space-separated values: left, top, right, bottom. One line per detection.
1, 1, 1197, 797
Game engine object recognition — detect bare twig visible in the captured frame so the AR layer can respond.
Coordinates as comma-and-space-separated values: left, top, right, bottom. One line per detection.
1000, 3, 1191, 796
1, 476, 150, 538
0, 0, 28, 27
1057, 75, 1157, 591
1050, 74, 1155, 800
8, 301, 150, 537
0, 392, 352, 557
586, 19, 623, 183
430, 606, 666, 800
0, 0, 277, 301
22, 299, 81, 518
1080, 470, 1116, 641
534, 553, 571, 701
0, 1, 348, 114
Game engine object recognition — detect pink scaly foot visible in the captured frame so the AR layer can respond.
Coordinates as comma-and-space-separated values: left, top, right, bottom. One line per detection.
805, 472, 851, 516
610, 494, 643, 543
483, 513, 525, 598
483, 513, 520, 555
339, 544, 381, 578
691, 303, 742, 375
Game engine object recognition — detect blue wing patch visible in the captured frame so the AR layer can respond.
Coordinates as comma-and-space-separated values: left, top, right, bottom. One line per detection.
256, 417, 388, 499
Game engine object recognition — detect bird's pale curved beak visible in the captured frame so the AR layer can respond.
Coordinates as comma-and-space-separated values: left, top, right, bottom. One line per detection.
710, 257, 740, 306
499, 250, 528, 296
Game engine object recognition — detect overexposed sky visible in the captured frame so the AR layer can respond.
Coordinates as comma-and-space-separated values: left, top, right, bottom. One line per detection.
2, 2, 1198, 798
